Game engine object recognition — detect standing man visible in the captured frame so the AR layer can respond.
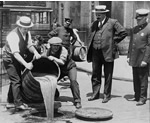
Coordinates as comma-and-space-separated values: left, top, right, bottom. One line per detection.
51, 17, 61, 30
48, 18, 82, 108
3, 16, 41, 110
48, 18, 77, 58
127, 9, 150, 106
87, 5, 127, 103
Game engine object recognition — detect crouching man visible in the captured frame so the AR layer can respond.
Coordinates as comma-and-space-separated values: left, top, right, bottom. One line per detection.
45, 37, 82, 109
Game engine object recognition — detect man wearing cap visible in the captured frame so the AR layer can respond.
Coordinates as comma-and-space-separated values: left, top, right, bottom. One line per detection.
127, 9, 150, 106
87, 5, 127, 103
48, 18, 77, 58
3, 16, 41, 110
45, 37, 82, 109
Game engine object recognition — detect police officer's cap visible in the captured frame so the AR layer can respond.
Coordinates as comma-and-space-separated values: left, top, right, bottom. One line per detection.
48, 37, 62, 45
135, 9, 149, 19
65, 18, 73, 23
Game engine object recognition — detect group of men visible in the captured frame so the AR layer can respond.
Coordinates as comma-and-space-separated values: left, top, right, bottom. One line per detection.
2, 5, 150, 112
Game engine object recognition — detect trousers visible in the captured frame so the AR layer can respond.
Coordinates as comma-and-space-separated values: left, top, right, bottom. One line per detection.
3, 56, 24, 106
132, 66, 149, 101
59, 59, 81, 103
91, 48, 114, 98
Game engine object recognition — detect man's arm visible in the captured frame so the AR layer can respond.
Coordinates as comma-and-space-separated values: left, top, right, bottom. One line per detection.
13, 52, 33, 70
47, 28, 58, 38
113, 20, 127, 43
142, 29, 150, 64
27, 31, 41, 59
70, 28, 77, 45
73, 29, 84, 45
48, 47, 68, 66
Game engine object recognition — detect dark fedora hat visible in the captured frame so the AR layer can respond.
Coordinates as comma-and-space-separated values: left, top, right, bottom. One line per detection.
92, 5, 109, 13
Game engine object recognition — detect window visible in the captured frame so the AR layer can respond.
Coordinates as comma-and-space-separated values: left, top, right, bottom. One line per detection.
31, 12, 49, 24
10, 11, 31, 24
10, 11, 50, 24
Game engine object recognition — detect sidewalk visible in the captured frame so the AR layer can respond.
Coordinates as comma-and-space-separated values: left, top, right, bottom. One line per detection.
0, 55, 150, 123
76, 55, 150, 82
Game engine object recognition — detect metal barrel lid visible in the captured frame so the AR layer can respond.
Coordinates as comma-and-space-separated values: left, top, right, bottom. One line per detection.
75, 107, 113, 120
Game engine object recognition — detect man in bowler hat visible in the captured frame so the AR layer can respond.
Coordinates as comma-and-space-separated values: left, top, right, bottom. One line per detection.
127, 9, 150, 106
87, 5, 127, 103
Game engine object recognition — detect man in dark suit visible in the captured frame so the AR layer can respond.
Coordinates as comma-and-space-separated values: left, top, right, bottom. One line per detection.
127, 9, 150, 106
87, 5, 127, 103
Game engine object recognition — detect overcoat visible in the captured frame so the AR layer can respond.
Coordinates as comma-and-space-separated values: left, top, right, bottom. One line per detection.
87, 18, 127, 62
128, 23, 150, 67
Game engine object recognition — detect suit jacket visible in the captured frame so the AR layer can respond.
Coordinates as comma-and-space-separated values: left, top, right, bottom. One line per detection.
128, 22, 150, 67
87, 18, 127, 62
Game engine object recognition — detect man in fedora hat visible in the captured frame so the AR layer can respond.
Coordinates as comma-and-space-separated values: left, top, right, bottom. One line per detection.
3, 16, 41, 110
127, 9, 150, 106
87, 5, 127, 103
48, 18, 82, 109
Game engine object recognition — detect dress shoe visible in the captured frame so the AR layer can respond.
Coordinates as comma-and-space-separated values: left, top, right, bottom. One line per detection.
74, 102, 82, 109
102, 97, 111, 103
15, 103, 31, 110
136, 100, 146, 106
88, 96, 99, 101
6, 103, 15, 109
127, 98, 138, 101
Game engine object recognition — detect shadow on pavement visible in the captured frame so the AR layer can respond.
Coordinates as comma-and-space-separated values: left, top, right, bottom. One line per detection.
86, 92, 122, 99
124, 94, 135, 101
56, 96, 74, 103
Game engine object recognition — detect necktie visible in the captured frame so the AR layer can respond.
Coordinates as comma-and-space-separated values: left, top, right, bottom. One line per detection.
99, 21, 103, 29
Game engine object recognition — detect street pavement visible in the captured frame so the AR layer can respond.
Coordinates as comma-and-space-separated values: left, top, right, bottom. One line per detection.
77, 55, 140, 82
0, 55, 150, 123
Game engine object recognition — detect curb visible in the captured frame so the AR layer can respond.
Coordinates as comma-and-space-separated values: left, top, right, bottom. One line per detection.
77, 66, 133, 82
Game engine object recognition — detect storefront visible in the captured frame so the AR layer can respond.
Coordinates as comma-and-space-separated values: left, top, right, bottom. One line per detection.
0, 5, 53, 47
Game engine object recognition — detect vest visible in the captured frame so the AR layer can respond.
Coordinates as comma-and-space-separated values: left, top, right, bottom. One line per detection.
93, 29, 103, 49
3, 27, 29, 58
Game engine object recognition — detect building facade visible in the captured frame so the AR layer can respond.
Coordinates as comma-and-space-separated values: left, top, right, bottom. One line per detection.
1, 1, 150, 49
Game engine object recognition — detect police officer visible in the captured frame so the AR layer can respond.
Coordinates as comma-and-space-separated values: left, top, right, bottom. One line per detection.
127, 9, 150, 106
48, 18, 77, 59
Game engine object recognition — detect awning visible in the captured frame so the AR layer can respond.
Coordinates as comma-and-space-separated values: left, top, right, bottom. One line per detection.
1, 5, 53, 12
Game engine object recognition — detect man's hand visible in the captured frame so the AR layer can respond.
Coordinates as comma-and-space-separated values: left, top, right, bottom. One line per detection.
34, 51, 41, 59
25, 62, 33, 70
140, 61, 147, 67
48, 56, 54, 61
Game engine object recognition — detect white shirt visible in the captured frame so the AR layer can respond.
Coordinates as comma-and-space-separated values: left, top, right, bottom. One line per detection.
6, 30, 33, 54
98, 17, 106, 27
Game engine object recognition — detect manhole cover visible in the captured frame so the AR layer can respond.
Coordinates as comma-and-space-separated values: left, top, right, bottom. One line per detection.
75, 107, 113, 120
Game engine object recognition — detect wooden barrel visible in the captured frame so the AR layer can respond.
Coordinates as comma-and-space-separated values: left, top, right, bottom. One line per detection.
72, 46, 87, 61
21, 57, 60, 103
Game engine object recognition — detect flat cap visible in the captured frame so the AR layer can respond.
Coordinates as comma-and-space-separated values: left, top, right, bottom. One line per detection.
48, 37, 62, 45
135, 9, 149, 19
